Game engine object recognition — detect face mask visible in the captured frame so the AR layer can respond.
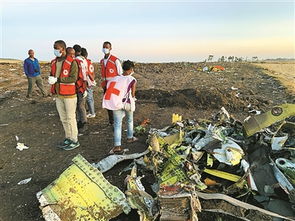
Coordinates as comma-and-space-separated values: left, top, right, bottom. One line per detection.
54, 49, 62, 57
102, 48, 110, 54
130, 71, 134, 76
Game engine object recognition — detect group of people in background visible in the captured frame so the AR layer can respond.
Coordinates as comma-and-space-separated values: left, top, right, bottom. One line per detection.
23, 40, 137, 153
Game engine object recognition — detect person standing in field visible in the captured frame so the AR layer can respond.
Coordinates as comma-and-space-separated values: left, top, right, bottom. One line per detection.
102, 60, 138, 154
81, 48, 96, 118
100, 41, 123, 125
23, 49, 47, 98
73, 44, 88, 133
48, 40, 80, 150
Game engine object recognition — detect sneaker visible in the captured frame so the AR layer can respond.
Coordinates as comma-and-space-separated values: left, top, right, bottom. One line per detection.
57, 138, 71, 148
62, 141, 80, 151
87, 114, 96, 118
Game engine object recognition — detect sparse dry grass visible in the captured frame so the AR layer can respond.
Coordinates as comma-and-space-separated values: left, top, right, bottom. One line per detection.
255, 62, 295, 94
0, 59, 49, 64
0, 59, 22, 64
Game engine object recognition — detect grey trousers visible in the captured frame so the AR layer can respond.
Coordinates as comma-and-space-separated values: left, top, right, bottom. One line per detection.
27, 75, 46, 96
76, 92, 87, 124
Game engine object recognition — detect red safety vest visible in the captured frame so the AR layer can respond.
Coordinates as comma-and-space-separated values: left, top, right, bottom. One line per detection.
50, 56, 76, 96
87, 59, 95, 81
100, 55, 119, 88
75, 58, 87, 94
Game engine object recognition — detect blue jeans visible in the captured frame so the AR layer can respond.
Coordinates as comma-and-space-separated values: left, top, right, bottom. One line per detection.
86, 88, 95, 115
113, 109, 134, 146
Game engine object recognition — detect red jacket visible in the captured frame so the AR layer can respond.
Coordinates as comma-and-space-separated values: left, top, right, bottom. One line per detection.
100, 55, 119, 88
50, 56, 76, 96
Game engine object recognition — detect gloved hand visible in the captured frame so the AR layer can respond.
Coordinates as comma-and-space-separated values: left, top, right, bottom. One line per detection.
48, 76, 57, 85
83, 90, 88, 98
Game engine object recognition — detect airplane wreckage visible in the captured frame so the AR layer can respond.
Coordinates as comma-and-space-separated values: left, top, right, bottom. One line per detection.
37, 104, 295, 221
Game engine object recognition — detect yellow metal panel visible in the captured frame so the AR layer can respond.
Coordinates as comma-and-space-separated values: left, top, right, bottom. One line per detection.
39, 154, 130, 221
203, 168, 241, 182
243, 104, 295, 137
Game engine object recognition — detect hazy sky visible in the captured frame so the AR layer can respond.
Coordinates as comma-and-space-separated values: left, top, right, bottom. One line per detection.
0, 0, 294, 62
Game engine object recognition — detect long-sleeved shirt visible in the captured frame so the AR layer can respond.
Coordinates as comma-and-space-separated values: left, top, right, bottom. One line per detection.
23, 57, 41, 77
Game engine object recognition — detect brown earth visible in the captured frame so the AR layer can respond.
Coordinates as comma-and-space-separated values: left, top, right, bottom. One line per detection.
0, 61, 294, 221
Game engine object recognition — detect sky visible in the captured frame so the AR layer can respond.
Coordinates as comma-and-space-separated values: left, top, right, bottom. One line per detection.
0, 0, 294, 62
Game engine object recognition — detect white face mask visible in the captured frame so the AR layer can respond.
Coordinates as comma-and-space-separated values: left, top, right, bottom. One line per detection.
102, 48, 110, 54
130, 71, 134, 76
54, 49, 62, 57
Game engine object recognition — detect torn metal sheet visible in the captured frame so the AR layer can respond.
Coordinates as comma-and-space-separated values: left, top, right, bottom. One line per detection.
158, 189, 201, 221
243, 103, 295, 137
212, 139, 244, 166
148, 134, 160, 152
163, 130, 184, 146
92, 149, 149, 173
37, 154, 131, 221
240, 159, 258, 191
125, 165, 157, 221
192, 126, 216, 151
203, 168, 241, 182
271, 135, 289, 150
191, 151, 204, 163
275, 158, 295, 185
196, 191, 294, 221
271, 160, 294, 194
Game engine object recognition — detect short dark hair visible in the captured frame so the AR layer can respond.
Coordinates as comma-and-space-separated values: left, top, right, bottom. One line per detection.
54, 40, 66, 50
81, 48, 88, 57
122, 60, 134, 71
73, 44, 81, 53
103, 41, 111, 47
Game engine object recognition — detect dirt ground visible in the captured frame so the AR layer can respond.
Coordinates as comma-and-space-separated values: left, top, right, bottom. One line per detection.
0, 60, 294, 221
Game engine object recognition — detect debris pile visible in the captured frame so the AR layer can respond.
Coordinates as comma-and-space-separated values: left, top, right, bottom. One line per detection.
37, 104, 295, 220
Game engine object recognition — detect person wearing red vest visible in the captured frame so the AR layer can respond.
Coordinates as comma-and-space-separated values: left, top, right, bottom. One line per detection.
100, 41, 123, 125
48, 40, 80, 151
81, 48, 96, 118
73, 44, 88, 133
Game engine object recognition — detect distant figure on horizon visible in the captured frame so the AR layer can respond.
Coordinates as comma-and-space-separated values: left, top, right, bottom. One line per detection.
81, 48, 96, 118
23, 49, 47, 98
73, 44, 88, 133
100, 41, 123, 126
48, 40, 80, 150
